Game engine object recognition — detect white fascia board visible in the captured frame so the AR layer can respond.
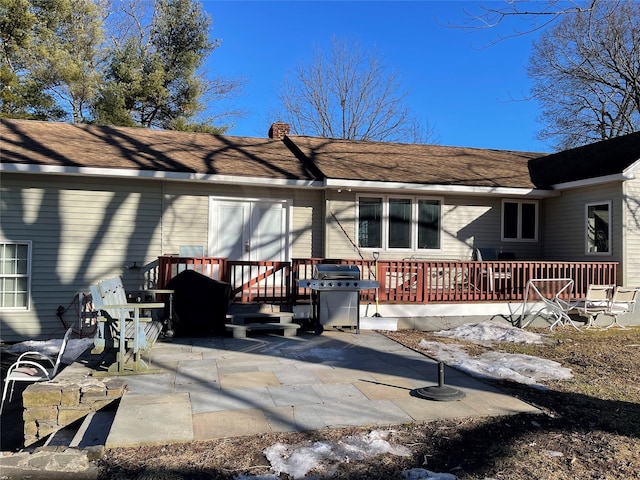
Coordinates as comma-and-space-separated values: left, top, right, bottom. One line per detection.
552, 172, 634, 191
323, 178, 558, 198
0, 163, 322, 188
623, 158, 640, 176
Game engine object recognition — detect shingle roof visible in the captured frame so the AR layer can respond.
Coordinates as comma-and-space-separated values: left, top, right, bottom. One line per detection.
528, 132, 640, 188
0, 119, 317, 181
0, 118, 546, 189
288, 136, 543, 189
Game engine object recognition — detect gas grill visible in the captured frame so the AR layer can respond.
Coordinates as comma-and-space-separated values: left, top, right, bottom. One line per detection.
297, 264, 379, 333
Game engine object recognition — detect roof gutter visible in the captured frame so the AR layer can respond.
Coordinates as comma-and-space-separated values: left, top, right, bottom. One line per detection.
323, 178, 559, 198
0, 162, 563, 197
552, 172, 634, 191
0, 163, 323, 188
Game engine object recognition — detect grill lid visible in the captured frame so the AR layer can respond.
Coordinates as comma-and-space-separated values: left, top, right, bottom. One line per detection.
313, 264, 361, 280
298, 278, 379, 290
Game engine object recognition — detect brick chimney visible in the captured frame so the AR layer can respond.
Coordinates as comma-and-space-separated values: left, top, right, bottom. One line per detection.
268, 122, 290, 139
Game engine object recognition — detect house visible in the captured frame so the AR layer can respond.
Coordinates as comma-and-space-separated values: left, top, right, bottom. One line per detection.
1, 118, 638, 341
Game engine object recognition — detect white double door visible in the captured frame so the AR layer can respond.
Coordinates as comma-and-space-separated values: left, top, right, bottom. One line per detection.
208, 197, 290, 262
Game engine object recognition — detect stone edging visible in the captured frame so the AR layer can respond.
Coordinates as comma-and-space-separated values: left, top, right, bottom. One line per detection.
22, 356, 127, 446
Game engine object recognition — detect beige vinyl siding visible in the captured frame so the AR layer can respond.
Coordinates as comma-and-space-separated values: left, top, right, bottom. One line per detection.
623, 178, 640, 286
162, 191, 210, 255
291, 190, 323, 258
162, 183, 323, 259
325, 194, 543, 261
543, 183, 623, 264
325, 194, 359, 259
1, 176, 324, 341
1, 174, 163, 341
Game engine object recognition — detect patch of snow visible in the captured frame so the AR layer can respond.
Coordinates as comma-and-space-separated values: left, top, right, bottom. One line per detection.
418, 322, 573, 388
434, 322, 545, 345
262, 430, 411, 479
544, 450, 564, 458
418, 341, 572, 388
7, 338, 94, 364
402, 468, 458, 480
235, 475, 280, 480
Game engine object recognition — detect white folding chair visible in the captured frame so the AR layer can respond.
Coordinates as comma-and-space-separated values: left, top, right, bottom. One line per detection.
604, 286, 639, 329
1, 328, 73, 414
571, 284, 614, 329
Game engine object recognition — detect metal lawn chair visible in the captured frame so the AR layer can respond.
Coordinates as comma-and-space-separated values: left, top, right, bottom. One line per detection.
570, 284, 614, 329
473, 247, 513, 293
1, 328, 73, 414
604, 286, 640, 329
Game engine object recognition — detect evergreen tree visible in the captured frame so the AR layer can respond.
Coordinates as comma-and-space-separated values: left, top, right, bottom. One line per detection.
95, 0, 215, 129
0, 0, 64, 119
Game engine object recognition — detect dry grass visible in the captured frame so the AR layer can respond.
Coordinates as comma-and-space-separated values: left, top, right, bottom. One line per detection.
97, 327, 640, 480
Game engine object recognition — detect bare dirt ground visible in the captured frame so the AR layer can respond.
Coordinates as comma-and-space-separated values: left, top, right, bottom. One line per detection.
97, 327, 640, 479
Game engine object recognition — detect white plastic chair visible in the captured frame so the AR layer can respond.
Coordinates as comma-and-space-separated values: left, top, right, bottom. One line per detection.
0, 328, 73, 414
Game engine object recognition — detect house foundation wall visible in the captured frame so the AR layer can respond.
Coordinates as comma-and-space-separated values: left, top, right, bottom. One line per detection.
294, 302, 640, 332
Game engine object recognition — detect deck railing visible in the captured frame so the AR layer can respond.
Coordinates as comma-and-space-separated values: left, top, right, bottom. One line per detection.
157, 256, 618, 304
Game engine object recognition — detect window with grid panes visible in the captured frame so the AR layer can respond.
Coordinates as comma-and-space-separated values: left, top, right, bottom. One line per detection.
0, 241, 30, 309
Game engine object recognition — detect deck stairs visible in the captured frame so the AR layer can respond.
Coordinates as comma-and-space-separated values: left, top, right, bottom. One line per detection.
225, 304, 299, 338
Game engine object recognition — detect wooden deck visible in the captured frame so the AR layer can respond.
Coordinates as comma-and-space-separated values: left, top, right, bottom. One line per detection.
157, 256, 618, 305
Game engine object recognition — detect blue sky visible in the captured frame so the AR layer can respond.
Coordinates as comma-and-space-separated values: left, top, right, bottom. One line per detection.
201, 1, 551, 152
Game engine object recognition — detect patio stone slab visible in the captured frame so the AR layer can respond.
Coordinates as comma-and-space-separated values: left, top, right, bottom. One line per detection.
193, 408, 271, 440
106, 393, 193, 447
93, 331, 541, 448
175, 364, 219, 385
310, 383, 369, 403
219, 371, 281, 389
123, 373, 176, 395
353, 378, 415, 400
267, 384, 324, 407
190, 386, 276, 413
295, 399, 413, 428
273, 368, 321, 385
262, 405, 299, 432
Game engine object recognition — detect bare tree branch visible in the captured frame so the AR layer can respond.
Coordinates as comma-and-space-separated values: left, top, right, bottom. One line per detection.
527, 0, 640, 149
444, 1, 600, 44
277, 36, 437, 144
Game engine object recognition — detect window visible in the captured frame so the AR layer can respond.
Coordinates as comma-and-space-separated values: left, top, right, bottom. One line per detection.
0, 241, 31, 309
389, 198, 411, 248
358, 196, 442, 251
358, 197, 382, 248
502, 200, 538, 241
418, 199, 441, 249
586, 202, 611, 254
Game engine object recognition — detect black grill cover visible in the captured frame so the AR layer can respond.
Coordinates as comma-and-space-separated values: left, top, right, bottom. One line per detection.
165, 270, 232, 336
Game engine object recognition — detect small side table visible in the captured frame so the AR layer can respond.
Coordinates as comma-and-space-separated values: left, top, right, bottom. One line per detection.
146, 289, 175, 337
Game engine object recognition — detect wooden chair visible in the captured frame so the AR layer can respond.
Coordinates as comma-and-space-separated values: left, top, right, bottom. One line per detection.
90, 276, 164, 375
1, 328, 73, 414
